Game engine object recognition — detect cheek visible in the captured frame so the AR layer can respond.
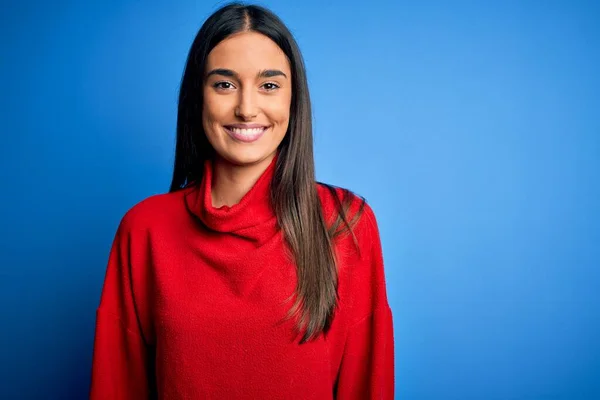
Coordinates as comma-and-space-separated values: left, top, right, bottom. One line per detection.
202, 95, 228, 131
269, 95, 292, 127
201, 94, 213, 128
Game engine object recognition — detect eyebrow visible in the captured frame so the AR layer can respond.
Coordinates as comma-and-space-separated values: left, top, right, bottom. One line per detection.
205, 68, 288, 80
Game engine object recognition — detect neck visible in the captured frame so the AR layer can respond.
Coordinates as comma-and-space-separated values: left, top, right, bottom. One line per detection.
211, 153, 276, 208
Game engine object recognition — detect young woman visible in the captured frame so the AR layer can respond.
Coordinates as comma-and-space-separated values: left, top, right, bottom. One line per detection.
90, 3, 394, 399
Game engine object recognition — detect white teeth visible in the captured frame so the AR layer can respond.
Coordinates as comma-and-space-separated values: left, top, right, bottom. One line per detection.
230, 127, 265, 135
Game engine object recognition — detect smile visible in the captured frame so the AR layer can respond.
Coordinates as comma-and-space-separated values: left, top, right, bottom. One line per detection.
223, 125, 269, 143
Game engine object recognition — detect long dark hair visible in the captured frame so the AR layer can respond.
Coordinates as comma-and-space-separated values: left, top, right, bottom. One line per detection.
170, 2, 365, 343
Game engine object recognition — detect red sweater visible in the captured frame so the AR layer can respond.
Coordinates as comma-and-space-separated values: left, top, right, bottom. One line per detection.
89, 157, 394, 399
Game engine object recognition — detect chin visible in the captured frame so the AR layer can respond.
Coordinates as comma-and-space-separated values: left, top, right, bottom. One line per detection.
217, 147, 278, 167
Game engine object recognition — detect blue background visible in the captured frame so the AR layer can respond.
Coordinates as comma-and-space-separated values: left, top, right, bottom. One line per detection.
1, 0, 599, 399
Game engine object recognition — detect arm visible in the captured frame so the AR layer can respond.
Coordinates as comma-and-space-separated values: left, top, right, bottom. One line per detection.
89, 216, 153, 399
335, 206, 395, 399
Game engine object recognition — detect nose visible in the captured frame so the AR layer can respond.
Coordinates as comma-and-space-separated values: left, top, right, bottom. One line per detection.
234, 87, 258, 120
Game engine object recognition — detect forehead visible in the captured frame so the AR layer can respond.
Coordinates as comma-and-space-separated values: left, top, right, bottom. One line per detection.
206, 31, 290, 75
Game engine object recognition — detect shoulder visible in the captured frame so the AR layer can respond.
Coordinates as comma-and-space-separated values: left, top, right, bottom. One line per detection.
316, 182, 364, 219
116, 187, 193, 235
316, 182, 380, 250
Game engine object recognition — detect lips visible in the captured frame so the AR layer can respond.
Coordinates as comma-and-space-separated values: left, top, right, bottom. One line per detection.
223, 124, 269, 143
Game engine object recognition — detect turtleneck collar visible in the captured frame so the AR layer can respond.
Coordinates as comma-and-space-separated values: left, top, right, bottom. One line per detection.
184, 155, 278, 237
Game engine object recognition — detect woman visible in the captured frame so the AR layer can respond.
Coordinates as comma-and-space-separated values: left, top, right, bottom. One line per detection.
90, 3, 394, 399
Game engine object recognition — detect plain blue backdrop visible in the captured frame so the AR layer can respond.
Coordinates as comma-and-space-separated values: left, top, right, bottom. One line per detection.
1, 0, 599, 399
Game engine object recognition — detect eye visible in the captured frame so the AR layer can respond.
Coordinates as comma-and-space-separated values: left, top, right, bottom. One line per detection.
213, 81, 235, 90
261, 82, 280, 91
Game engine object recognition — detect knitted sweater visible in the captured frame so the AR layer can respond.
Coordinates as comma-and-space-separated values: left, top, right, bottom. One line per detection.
89, 156, 394, 399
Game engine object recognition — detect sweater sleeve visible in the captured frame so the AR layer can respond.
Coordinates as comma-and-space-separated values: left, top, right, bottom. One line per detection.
89, 215, 154, 399
335, 205, 395, 399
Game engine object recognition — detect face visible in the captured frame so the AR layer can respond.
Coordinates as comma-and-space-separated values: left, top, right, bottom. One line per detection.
202, 31, 292, 168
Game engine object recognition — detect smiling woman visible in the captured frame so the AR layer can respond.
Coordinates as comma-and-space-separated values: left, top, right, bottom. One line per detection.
210, 68, 287, 145
89, 3, 394, 399
202, 31, 292, 171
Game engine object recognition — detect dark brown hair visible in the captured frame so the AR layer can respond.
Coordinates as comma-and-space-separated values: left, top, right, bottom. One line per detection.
169, 2, 365, 343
